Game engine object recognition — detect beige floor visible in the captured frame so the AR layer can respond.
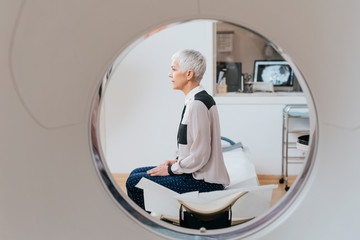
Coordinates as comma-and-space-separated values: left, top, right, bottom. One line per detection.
112, 173, 297, 207
257, 174, 296, 207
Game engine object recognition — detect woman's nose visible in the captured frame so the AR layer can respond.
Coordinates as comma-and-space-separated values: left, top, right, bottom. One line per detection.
168, 72, 172, 78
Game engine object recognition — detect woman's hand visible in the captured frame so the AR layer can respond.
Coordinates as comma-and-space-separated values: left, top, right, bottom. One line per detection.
147, 159, 177, 176
164, 159, 177, 166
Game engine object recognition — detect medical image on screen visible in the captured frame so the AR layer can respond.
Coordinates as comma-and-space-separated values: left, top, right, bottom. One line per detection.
260, 65, 291, 86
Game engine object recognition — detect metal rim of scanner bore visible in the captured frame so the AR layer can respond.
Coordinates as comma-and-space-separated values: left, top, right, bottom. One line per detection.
89, 19, 318, 239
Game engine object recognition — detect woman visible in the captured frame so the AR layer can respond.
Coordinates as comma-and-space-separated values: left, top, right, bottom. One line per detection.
126, 49, 230, 210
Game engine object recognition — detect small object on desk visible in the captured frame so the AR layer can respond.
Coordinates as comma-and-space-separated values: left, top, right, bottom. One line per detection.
239, 75, 244, 92
218, 84, 228, 93
244, 82, 253, 93
217, 75, 228, 93
252, 82, 274, 93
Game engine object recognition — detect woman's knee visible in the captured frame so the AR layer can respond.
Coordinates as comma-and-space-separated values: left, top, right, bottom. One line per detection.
126, 174, 139, 190
126, 171, 149, 191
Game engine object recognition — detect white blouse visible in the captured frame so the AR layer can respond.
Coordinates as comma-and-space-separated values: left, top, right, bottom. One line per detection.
170, 86, 230, 186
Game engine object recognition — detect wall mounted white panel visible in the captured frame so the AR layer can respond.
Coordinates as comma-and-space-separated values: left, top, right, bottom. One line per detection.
10, 0, 200, 128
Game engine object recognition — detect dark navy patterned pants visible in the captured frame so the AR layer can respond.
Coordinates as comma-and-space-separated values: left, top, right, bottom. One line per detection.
126, 166, 225, 210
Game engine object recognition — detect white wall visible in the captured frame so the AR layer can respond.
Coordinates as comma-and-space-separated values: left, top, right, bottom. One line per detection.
102, 20, 214, 173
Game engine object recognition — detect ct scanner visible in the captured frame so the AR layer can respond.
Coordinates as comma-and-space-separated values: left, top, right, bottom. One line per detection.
1, 0, 360, 239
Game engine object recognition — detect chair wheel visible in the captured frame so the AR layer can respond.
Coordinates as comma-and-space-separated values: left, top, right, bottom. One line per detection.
279, 178, 284, 184
285, 186, 290, 191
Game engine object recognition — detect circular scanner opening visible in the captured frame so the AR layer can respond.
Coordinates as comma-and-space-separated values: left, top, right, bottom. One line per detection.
90, 19, 318, 239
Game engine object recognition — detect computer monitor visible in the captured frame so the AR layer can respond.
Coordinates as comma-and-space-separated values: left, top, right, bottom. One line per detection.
253, 60, 294, 91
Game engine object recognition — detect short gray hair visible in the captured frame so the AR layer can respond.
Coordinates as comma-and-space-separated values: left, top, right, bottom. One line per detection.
171, 49, 206, 83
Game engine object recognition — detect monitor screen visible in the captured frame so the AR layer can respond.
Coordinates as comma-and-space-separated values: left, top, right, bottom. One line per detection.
253, 60, 294, 91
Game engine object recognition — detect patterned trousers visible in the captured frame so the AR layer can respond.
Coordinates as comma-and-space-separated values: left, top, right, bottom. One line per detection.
126, 166, 224, 210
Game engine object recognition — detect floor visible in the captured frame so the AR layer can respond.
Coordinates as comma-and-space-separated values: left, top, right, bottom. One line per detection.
257, 174, 296, 207
112, 173, 297, 207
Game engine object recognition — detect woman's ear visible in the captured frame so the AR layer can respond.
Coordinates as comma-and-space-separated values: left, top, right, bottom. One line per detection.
186, 70, 195, 80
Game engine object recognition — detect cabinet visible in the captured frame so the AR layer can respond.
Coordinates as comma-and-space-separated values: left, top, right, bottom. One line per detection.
215, 94, 307, 176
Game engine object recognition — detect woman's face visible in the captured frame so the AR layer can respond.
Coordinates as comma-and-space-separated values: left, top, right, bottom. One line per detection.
168, 59, 188, 91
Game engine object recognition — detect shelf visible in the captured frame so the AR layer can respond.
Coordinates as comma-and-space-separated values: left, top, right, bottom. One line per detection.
216, 92, 305, 96
296, 142, 309, 152
287, 130, 310, 134
214, 92, 307, 105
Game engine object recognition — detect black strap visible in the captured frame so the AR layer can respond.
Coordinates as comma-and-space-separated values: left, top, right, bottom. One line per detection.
168, 165, 175, 176
177, 105, 186, 147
